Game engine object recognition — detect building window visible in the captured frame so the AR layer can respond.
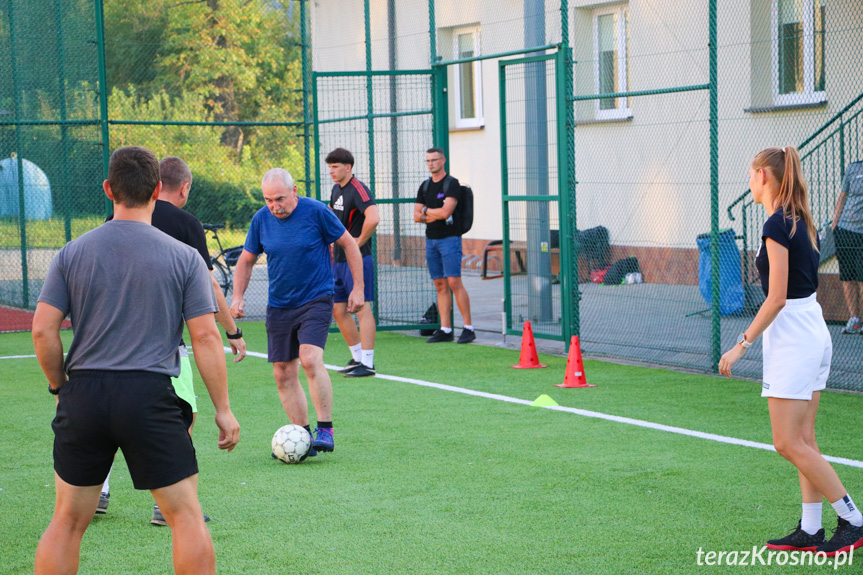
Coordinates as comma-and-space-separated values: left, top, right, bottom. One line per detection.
593, 5, 630, 120
452, 27, 483, 129
772, 0, 826, 106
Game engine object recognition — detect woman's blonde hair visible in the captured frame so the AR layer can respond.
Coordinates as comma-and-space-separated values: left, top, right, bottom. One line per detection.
752, 146, 819, 251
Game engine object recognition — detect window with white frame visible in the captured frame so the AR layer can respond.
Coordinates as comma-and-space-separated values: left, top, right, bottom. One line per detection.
593, 5, 630, 120
772, 0, 826, 106
452, 27, 483, 129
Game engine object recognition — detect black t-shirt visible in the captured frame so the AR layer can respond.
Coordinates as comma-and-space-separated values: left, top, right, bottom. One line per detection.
755, 208, 819, 298
107, 200, 212, 270
416, 175, 460, 239
329, 177, 375, 262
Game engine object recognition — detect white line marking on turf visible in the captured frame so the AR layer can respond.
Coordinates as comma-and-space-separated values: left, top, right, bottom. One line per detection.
7, 349, 861, 469
227, 349, 863, 469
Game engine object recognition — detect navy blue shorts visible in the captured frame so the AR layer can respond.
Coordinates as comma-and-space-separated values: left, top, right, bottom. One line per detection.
52, 370, 198, 490
333, 255, 375, 303
266, 296, 333, 362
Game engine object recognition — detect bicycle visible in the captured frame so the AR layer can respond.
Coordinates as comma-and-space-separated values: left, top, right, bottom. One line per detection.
202, 223, 244, 297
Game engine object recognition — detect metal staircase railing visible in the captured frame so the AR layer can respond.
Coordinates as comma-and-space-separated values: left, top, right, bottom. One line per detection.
728, 91, 863, 286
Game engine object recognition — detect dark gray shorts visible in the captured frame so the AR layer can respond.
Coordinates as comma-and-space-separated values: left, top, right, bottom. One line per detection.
835, 227, 863, 282
52, 370, 198, 490
266, 296, 334, 362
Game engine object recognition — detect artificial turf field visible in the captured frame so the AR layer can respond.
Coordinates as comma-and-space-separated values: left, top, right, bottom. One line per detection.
2, 325, 862, 574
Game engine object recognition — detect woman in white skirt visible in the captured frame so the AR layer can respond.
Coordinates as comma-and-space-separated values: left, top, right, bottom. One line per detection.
719, 146, 863, 556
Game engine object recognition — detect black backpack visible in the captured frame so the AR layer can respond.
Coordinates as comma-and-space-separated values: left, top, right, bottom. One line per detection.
421, 176, 473, 235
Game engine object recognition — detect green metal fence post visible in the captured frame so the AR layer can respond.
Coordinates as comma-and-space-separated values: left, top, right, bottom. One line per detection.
499, 62, 512, 329
363, 0, 379, 323
555, 49, 573, 347
709, 0, 720, 371
95, 0, 111, 217
300, 0, 313, 199
312, 73, 321, 202
55, 0, 72, 243
560, 0, 578, 347
7, 0, 29, 308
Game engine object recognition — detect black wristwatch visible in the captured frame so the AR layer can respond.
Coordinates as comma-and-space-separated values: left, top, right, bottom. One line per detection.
422, 206, 428, 215
48, 385, 60, 395
226, 327, 243, 340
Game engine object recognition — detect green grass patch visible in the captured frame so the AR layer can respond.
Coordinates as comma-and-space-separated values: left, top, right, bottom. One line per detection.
2, 327, 862, 574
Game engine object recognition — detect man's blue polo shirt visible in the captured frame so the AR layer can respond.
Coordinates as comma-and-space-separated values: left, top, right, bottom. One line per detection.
244, 197, 346, 309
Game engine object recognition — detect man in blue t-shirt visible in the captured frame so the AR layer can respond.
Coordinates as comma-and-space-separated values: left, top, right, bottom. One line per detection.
231, 168, 364, 455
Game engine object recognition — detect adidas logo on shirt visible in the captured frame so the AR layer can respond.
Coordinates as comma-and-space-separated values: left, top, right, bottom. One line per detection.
333, 196, 344, 211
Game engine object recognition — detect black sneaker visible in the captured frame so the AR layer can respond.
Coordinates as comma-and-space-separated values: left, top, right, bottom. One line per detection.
95, 492, 110, 515
344, 364, 375, 377
337, 359, 361, 374
766, 520, 825, 551
816, 517, 863, 556
426, 329, 454, 343
457, 328, 476, 344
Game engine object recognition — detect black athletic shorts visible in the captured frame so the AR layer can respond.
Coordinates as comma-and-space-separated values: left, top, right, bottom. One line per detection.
52, 370, 198, 490
266, 295, 333, 362
835, 227, 863, 282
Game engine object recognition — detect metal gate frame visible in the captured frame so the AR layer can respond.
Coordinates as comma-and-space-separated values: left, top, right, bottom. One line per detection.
499, 50, 577, 345
312, 68, 448, 332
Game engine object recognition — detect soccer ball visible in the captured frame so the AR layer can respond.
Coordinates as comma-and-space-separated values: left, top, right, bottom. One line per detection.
272, 424, 312, 464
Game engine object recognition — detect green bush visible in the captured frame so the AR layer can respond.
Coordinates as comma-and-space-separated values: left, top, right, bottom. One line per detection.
186, 176, 262, 228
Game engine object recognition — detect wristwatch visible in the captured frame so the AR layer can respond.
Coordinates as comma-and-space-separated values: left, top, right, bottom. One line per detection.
422, 206, 428, 215
48, 385, 60, 395
226, 327, 243, 340
736, 333, 751, 349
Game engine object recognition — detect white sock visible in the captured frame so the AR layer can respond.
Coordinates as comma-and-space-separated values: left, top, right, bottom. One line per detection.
801, 502, 823, 535
831, 494, 863, 527
361, 349, 374, 368
441, 327, 452, 334
102, 465, 112, 495
349, 343, 362, 362
463, 325, 473, 331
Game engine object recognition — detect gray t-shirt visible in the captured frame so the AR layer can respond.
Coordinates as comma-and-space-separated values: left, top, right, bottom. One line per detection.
839, 161, 863, 234
38, 220, 218, 376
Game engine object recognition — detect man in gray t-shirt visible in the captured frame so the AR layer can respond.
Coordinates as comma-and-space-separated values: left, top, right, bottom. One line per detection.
31, 146, 239, 575
832, 161, 863, 334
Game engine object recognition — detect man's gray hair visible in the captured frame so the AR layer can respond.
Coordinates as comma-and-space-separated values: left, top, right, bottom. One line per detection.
262, 168, 295, 189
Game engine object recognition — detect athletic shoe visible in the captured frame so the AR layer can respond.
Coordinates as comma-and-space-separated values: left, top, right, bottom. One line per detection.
815, 517, 863, 556
842, 317, 862, 334
426, 329, 454, 343
95, 492, 110, 515
457, 328, 477, 344
337, 359, 361, 374
151, 505, 211, 526
766, 520, 825, 551
151, 505, 167, 526
344, 364, 375, 377
313, 427, 335, 452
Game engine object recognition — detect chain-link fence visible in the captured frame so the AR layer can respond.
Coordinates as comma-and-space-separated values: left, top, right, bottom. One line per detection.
3, 1, 861, 390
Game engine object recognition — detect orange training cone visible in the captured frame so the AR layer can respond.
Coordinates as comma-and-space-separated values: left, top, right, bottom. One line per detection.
512, 321, 547, 369
555, 336, 595, 388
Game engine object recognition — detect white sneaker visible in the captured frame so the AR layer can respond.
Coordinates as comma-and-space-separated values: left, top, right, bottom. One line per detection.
842, 317, 862, 334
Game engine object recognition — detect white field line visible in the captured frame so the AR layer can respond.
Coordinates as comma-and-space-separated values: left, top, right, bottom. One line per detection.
6, 349, 863, 469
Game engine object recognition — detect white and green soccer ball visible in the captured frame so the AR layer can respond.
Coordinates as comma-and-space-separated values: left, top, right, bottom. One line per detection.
272, 424, 312, 464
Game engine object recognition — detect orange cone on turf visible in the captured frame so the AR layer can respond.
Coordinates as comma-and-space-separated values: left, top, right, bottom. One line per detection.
555, 336, 595, 388
512, 321, 547, 369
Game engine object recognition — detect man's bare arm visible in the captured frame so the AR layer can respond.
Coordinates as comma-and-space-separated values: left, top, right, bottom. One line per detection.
32, 302, 67, 391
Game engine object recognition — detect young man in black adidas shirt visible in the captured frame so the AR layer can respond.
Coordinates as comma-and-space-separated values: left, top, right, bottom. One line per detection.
327, 148, 380, 377
414, 148, 475, 344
